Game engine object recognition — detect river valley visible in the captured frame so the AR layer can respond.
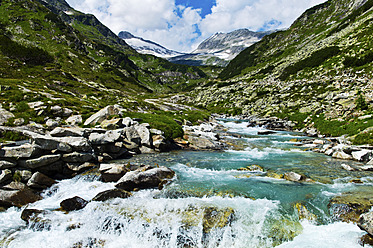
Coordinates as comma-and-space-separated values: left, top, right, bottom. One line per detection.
1, 120, 372, 248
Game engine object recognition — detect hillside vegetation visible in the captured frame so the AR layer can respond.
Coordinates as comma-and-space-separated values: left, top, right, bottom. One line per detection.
185, 0, 373, 143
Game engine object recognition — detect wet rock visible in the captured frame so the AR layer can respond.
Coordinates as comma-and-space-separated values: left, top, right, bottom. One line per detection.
18, 154, 62, 169
21, 208, 46, 223
0, 159, 16, 169
359, 164, 373, 171
358, 211, 373, 236
115, 166, 175, 191
237, 165, 264, 172
60, 196, 88, 211
152, 135, 171, 152
27, 172, 56, 190
294, 203, 317, 221
284, 172, 303, 182
329, 192, 373, 223
84, 105, 123, 126
92, 188, 132, 202
0, 143, 42, 158
359, 234, 373, 247
0, 169, 12, 185
50, 127, 85, 137
99, 163, 129, 182
62, 152, 95, 163
202, 207, 235, 233
257, 130, 276, 135
0, 182, 41, 208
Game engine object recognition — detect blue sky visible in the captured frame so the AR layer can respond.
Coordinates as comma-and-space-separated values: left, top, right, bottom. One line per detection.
66, 0, 326, 52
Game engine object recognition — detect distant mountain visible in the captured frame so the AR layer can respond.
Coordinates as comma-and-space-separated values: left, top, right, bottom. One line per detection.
169, 29, 272, 67
118, 31, 184, 58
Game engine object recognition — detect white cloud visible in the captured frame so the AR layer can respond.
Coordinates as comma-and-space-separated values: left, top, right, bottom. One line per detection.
65, 0, 326, 52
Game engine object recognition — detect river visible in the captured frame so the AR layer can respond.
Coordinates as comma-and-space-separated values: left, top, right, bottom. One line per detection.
1, 120, 372, 247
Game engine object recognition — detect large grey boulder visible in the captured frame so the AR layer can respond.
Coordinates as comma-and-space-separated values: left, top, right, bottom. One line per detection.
136, 124, 153, 147
18, 154, 62, 169
115, 166, 175, 191
188, 136, 221, 150
332, 151, 352, 160
0, 159, 17, 169
34, 135, 91, 152
351, 150, 373, 162
27, 172, 56, 190
358, 211, 373, 236
0, 182, 42, 208
62, 152, 95, 163
99, 163, 129, 182
65, 115, 83, 126
84, 105, 123, 126
0, 108, 14, 125
0, 169, 12, 185
89, 130, 122, 145
123, 126, 141, 145
50, 127, 85, 137
0, 143, 42, 158
100, 118, 123, 129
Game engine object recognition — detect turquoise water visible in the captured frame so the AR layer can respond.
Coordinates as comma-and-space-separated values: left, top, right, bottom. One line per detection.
0, 120, 372, 247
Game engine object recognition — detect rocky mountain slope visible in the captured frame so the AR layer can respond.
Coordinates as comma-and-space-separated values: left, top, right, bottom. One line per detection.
183, 0, 373, 143
118, 31, 184, 58
0, 0, 210, 133
169, 29, 271, 66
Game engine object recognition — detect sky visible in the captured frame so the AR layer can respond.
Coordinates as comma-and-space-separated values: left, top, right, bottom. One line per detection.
65, 0, 326, 52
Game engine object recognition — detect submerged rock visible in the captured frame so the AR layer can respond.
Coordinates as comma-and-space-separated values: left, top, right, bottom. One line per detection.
237, 165, 264, 172
60, 196, 88, 211
202, 207, 235, 233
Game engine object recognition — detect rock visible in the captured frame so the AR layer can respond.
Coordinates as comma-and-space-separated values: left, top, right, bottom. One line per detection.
341, 163, 355, 171
359, 165, 373, 171
0, 159, 17, 169
284, 172, 303, 182
37, 161, 64, 177
84, 105, 123, 126
99, 163, 129, 182
152, 135, 170, 152
21, 208, 45, 223
13, 118, 25, 126
100, 118, 123, 129
15, 170, 33, 183
358, 115, 372, 120
237, 165, 264, 172
45, 119, 60, 129
0, 169, 12, 185
359, 234, 373, 247
358, 211, 373, 236
124, 126, 141, 145
294, 203, 317, 221
0, 143, 42, 158
34, 135, 91, 152
332, 151, 352, 160
50, 127, 85, 137
324, 149, 334, 156
62, 152, 94, 163
115, 166, 175, 191
202, 207, 235, 233
188, 136, 221, 150
313, 139, 325, 145
66, 115, 83, 125
92, 189, 132, 202
51, 105, 63, 116
329, 192, 373, 223
89, 130, 122, 145
139, 146, 156, 154
122, 117, 134, 127
306, 128, 318, 137
351, 150, 372, 162
0, 108, 14, 125
27, 172, 56, 190
0, 182, 42, 208
62, 108, 73, 117
66, 162, 96, 173
136, 124, 153, 147
18, 154, 61, 169
60, 196, 88, 211
257, 130, 276, 135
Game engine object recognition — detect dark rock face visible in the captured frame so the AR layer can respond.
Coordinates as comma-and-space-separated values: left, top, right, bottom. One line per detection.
0, 182, 41, 208
115, 166, 175, 191
92, 189, 132, 202
60, 196, 88, 211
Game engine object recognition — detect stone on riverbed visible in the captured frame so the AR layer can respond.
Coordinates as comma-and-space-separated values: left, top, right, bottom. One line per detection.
115, 166, 175, 191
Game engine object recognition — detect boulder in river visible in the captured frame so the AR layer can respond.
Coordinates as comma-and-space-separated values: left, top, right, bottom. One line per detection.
92, 188, 132, 202
60, 196, 88, 211
358, 211, 373, 237
27, 172, 56, 190
115, 166, 175, 191
0, 182, 41, 208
